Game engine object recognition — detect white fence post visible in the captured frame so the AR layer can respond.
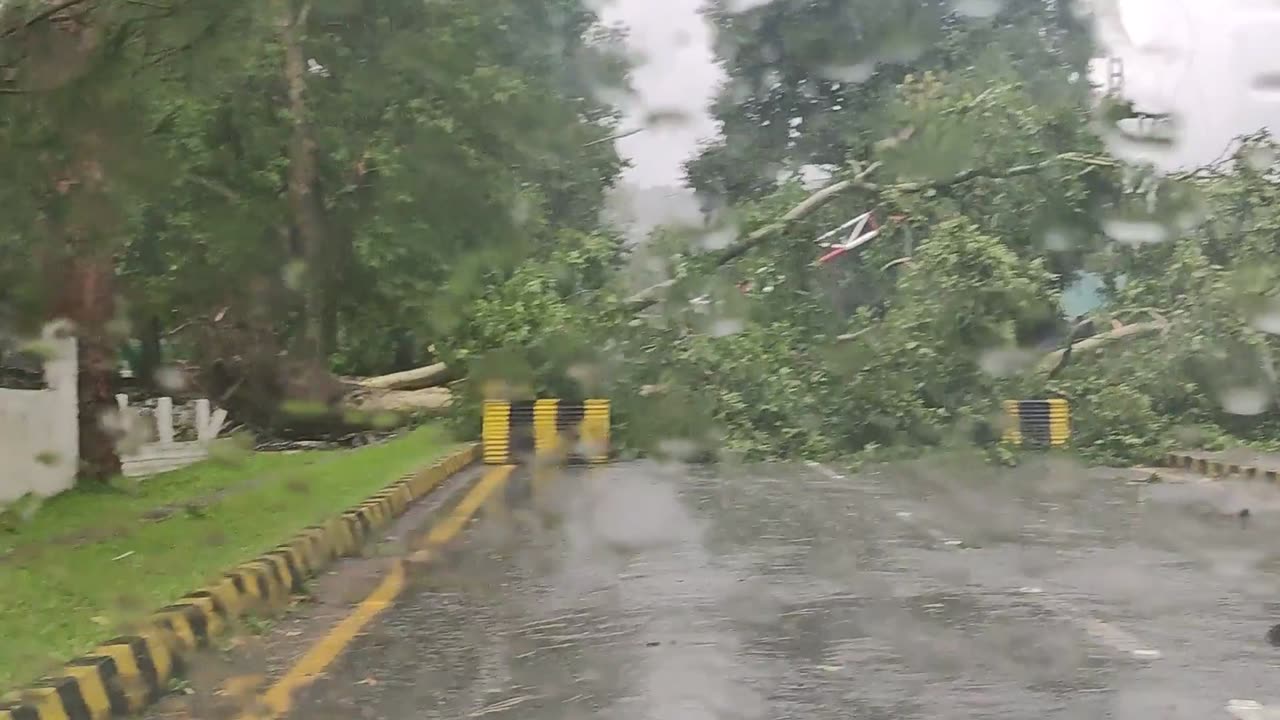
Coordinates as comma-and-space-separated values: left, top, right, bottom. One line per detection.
195, 399, 210, 438
155, 397, 174, 444
119, 395, 229, 478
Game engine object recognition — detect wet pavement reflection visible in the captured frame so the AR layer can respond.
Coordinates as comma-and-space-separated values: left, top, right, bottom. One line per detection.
291, 456, 1280, 719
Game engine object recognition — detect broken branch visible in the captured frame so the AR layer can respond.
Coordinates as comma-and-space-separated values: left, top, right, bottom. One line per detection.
625, 163, 883, 311
358, 362, 451, 391
625, 152, 1117, 312
1036, 320, 1169, 373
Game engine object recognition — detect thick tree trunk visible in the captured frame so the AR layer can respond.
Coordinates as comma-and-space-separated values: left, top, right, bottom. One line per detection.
358, 362, 450, 391
278, 0, 328, 360
53, 253, 122, 481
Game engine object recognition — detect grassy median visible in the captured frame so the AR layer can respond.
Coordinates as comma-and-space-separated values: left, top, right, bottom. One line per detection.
0, 423, 456, 690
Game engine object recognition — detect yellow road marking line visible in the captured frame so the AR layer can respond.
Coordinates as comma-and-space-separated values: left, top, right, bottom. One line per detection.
243, 465, 516, 720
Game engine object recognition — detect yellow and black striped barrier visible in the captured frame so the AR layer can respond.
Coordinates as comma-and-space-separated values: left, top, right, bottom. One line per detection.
1002, 399, 1070, 448
483, 399, 610, 465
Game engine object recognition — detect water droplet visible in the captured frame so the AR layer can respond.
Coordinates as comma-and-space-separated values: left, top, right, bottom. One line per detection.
33, 450, 61, 466
282, 260, 307, 291
19, 339, 61, 362
580, 437, 609, 459
1219, 386, 1271, 416
819, 63, 876, 84
154, 366, 186, 393
952, 0, 1004, 19
1042, 227, 1078, 252
978, 347, 1035, 377
699, 226, 737, 250
208, 432, 254, 465
656, 438, 700, 462
1101, 217, 1170, 246
642, 107, 692, 129
725, 0, 775, 11
710, 318, 745, 337
280, 400, 329, 418
510, 195, 533, 226
1249, 299, 1280, 334
1251, 72, 1280, 99
1242, 144, 1278, 172
98, 408, 125, 435
44, 318, 75, 340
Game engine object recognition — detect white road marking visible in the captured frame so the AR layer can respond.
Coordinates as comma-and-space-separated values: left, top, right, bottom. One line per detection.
1227, 699, 1280, 720
1078, 617, 1163, 660
811, 462, 1164, 662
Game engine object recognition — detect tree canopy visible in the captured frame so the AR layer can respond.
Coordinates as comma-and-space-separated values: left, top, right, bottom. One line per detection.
0, 0, 626, 476
4, 0, 1280, 477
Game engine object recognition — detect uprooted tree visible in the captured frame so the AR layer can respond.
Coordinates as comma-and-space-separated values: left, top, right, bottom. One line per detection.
447, 0, 1280, 466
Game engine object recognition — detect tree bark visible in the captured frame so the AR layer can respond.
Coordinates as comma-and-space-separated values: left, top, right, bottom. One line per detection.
358, 362, 451, 391
52, 252, 122, 481
277, 0, 328, 359
1036, 320, 1169, 374
138, 314, 162, 387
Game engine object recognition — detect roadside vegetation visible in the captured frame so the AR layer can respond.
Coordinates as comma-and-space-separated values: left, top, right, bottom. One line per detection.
448, 2, 1280, 468
0, 424, 453, 689
3, 2, 1280, 502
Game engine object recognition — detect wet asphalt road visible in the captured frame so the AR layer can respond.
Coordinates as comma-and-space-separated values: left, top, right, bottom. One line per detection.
289, 456, 1280, 719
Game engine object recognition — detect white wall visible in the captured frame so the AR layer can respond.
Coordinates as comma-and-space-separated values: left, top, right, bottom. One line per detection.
0, 337, 79, 503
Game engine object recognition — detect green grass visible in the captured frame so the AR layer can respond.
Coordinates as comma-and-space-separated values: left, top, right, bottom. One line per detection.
0, 424, 455, 690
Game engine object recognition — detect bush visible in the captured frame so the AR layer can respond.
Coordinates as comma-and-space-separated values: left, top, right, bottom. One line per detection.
1070, 384, 1168, 465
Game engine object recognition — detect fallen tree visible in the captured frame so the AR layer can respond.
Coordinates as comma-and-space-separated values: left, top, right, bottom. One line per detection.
624, 152, 1118, 313
357, 362, 451, 391
1038, 319, 1170, 375
347, 387, 453, 414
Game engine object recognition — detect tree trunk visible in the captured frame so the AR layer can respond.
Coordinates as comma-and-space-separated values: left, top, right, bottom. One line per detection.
138, 314, 162, 387
277, 0, 328, 360
52, 253, 123, 482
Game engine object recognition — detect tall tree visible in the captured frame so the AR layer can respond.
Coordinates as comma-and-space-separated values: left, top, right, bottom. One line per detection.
116, 0, 627, 419
0, 0, 254, 479
687, 0, 1094, 203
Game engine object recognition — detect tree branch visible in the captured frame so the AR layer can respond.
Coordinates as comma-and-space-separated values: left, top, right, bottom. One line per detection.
625, 163, 882, 311
583, 127, 643, 148
1036, 320, 1169, 373
623, 152, 1116, 312
851, 152, 1118, 194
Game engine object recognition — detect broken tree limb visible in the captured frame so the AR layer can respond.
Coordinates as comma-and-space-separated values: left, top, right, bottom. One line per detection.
625, 162, 883, 311
624, 152, 1118, 313
584, 128, 644, 148
358, 362, 450, 391
880, 257, 912, 272
847, 152, 1118, 194
348, 387, 453, 414
1036, 320, 1169, 373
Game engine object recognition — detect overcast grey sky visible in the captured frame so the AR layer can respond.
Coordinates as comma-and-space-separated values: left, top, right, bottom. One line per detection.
601, 0, 722, 189
1094, 0, 1280, 169
602, 0, 1280, 192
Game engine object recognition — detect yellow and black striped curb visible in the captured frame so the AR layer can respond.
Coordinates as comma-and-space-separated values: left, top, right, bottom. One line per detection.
0, 443, 480, 720
1164, 451, 1280, 482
